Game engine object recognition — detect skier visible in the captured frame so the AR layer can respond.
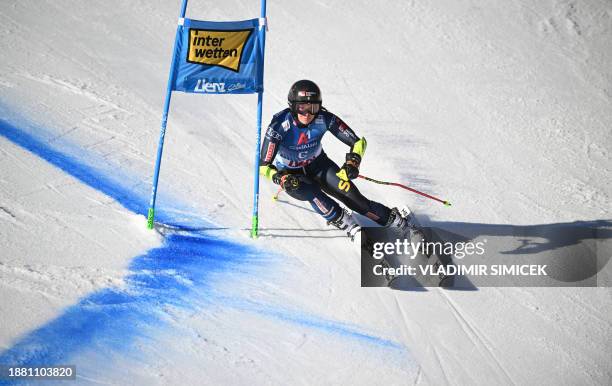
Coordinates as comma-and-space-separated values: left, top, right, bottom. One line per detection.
259, 80, 409, 239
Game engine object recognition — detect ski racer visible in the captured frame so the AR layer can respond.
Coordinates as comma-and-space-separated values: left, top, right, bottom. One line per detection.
259, 80, 409, 239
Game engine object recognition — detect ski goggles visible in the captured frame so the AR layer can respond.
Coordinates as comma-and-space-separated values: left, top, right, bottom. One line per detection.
294, 102, 320, 115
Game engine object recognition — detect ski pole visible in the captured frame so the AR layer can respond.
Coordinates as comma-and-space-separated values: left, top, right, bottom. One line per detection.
272, 174, 295, 200
358, 174, 452, 207
272, 186, 283, 201
273, 175, 451, 206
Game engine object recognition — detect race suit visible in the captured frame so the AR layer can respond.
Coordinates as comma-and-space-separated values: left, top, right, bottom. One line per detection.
260, 108, 391, 225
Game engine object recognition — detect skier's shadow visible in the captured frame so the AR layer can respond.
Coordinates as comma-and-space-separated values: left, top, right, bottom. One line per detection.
422, 218, 612, 256
413, 217, 612, 290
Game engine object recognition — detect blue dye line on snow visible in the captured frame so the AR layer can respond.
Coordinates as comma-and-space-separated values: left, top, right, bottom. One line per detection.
0, 118, 204, 228
0, 233, 267, 368
0, 117, 406, 371
217, 297, 405, 351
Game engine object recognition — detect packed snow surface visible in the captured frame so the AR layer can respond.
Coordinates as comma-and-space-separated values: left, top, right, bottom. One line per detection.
1, 0, 611, 384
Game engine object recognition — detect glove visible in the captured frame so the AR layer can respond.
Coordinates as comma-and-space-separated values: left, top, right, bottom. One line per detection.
337, 152, 361, 181
272, 171, 300, 192
260, 164, 278, 180
336, 137, 367, 181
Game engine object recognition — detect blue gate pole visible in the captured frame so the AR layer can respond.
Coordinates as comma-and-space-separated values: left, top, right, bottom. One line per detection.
147, 0, 190, 229
251, 0, 267, 238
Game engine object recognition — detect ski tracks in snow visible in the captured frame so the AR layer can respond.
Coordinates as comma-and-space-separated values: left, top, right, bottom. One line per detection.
386, 289, 518, 385
438, 290, 516, 385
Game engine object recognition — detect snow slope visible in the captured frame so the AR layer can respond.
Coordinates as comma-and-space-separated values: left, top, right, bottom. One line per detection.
1, 0, 611, 384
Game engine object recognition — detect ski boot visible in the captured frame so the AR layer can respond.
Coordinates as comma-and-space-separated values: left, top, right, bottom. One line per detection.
328, 208, 361, 241
386, 206, 429, 245
385, 206, 413, 231
391, 206, 431, 256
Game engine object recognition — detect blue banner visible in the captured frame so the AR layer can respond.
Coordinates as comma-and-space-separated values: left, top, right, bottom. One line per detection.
170, 18, 264, 94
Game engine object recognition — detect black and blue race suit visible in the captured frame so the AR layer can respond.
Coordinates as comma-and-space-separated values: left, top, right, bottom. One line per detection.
260, 108, 392, 225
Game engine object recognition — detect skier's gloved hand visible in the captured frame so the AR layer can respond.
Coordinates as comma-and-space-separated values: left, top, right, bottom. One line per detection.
272, 171, 300, 192
337, 137, 367, 181
260, 164, 278, 180
337, 153, 361, 181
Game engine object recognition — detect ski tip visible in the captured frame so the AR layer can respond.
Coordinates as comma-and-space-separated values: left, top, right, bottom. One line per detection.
443, 200, 452, 207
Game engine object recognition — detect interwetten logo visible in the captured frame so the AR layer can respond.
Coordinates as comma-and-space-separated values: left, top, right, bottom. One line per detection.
187, 28, 253, 72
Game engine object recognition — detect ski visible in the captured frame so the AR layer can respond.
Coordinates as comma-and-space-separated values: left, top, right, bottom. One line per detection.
361, 206, 455, 289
